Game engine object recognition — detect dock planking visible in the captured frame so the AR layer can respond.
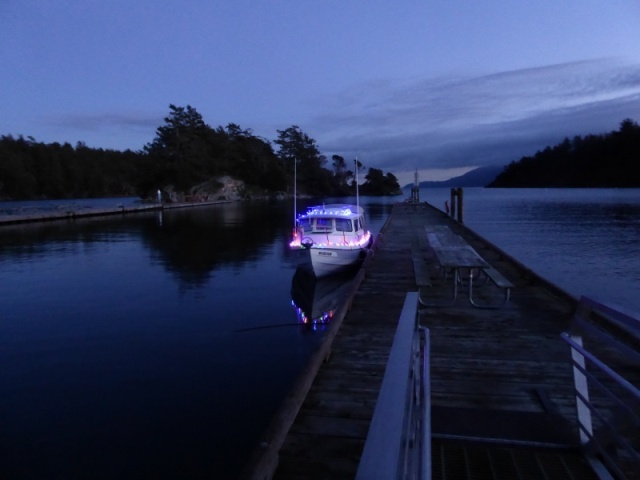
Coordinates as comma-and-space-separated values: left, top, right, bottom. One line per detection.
242, 202, 636, 480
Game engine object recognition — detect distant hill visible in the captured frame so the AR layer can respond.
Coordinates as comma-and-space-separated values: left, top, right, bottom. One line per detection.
404, 165, 503, 189
488, 118, 640, 188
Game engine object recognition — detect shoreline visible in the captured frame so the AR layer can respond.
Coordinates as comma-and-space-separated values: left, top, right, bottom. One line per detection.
0, 199, 234, 227
0, 190, 386, 227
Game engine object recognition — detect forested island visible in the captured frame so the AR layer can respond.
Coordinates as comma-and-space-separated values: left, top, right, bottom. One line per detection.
488, 119, 640, 187
0, 104, 402, 201
4, 106, 638, 200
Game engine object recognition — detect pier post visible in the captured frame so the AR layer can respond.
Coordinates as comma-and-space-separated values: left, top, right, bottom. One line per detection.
410, 169, 420, 204
450, 188, 456, 219
449, 188, 464, 223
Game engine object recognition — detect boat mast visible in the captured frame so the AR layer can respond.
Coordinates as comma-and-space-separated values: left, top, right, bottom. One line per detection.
355, 157, 360, 214
293, 157, 297, 229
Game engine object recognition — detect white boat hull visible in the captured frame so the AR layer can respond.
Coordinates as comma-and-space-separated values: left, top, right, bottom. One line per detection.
309, 247, 366, 277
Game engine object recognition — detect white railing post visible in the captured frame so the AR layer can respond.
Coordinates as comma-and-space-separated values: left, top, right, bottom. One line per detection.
569, 334, 593, 445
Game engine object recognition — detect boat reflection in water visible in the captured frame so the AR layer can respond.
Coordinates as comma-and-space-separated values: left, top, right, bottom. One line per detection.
290, 266, 359, 331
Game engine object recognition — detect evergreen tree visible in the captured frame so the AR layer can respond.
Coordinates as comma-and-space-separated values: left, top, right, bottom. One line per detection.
274, 126, 332, 195
0, 106, 404, 200
143, 104, 216, 192
489, 119, 640, 187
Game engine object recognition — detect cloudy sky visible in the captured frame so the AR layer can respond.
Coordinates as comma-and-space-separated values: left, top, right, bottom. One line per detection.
2, 1, 640, 185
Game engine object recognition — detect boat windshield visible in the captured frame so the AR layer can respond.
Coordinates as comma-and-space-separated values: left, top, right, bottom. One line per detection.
335, 218, 353, 232
315, 218, 333, 231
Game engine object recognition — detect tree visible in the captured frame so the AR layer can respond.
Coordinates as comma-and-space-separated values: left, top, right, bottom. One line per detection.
223, 123, 286, 191
145, 104, 208, 154
349, 158, 364, 188
331, 155, 346, 176
488, 118, 640, 187
360, 167, 402, 195
274, 126, 330, 194
139, 107, 293, 196
331, 154, 352, 194
384, 172, 402, 194
0, 108, 407, 200
143, 104, 215, 191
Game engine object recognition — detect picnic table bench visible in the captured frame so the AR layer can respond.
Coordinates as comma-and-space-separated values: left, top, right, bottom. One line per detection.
421, 226, 513, 308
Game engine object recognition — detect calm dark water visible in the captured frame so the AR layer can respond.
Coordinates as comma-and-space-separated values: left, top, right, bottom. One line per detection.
1, 189, 638, 479
0, 197, 394, 480
420, 187, 640, 312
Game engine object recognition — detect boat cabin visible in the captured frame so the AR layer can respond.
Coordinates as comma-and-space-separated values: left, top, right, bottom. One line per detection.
298, 215, 364, 234
297, 205, 367, 234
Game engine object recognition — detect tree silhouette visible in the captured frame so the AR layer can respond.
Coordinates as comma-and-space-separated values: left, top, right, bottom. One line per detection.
0, 106, 404, 200
489, 119, 640, 188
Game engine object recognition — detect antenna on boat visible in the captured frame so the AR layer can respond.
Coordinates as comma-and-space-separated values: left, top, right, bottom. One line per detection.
293, 156, 297, 230
355, 156, 360, 214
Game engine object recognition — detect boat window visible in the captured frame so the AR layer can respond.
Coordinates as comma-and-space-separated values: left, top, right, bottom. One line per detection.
298, 218, 312, 230
315, 218, 333, 231
353, 218, 360, 231
335, 218, 353, 232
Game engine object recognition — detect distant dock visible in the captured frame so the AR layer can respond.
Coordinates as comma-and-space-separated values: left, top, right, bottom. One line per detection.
0, 199, 231, 226
241, 202, 640, 480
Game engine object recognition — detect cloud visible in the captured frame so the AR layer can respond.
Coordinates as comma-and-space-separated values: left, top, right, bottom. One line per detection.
34, 59, 640, 166
310, 59, 640, 173
45, 111, 162, 133
36, 111, 164, 149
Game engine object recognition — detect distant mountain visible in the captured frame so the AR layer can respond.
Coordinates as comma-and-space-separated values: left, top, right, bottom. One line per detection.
404, 165, 504, 189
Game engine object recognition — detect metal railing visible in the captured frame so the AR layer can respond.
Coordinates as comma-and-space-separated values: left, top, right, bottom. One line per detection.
397, 325, 431, 480
356, 292, 432, 480
562, 296, 640, 480
420, 326, 432, 480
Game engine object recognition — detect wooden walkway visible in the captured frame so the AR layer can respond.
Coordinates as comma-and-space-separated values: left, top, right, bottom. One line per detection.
241, 202, 638, 480
0, 200, 230, 226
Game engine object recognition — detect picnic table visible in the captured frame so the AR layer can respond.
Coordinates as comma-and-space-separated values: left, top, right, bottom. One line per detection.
422, 226, 512, 308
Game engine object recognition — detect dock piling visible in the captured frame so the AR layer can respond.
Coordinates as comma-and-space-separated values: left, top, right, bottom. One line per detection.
449, 187, 464, 223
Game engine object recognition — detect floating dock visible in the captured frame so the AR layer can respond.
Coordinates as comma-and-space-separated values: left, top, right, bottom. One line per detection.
0, 199, 230, 226
242, 202, 640, 480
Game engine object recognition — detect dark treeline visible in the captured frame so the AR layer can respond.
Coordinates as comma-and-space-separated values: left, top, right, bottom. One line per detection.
489, 119, 640, 187
0, 137, 141, 200
0, 104, 401, 201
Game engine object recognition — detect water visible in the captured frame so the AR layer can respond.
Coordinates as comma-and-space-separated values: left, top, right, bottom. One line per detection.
1, 190, 638, 479
0, 197, 394, 480
419, 188, 640, 312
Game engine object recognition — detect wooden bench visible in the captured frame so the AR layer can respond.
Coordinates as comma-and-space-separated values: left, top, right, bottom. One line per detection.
482, 266, 513, 288
412, 256, 432, 287
475, 266, 513, 307
411, 234, 432, 307
412, 237, 432, 285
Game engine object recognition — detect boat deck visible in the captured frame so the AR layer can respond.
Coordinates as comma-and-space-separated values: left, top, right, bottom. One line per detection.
241, 202, 638, 480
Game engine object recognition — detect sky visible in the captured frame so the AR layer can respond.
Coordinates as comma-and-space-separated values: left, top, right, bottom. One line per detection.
2, 1, 640, 186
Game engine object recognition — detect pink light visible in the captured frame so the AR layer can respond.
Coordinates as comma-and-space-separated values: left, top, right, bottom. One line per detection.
290, 231, 371, 249
292, 301, 334, 325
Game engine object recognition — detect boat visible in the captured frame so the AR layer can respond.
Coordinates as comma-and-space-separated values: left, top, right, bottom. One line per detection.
289, 203, 372, 277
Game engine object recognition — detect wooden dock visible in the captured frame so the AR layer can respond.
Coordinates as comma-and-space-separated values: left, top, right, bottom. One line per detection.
0, 199, 230, 226
241, 202, 639, 480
